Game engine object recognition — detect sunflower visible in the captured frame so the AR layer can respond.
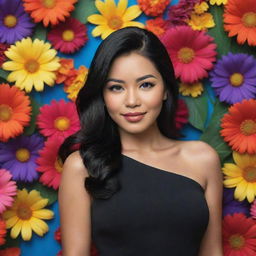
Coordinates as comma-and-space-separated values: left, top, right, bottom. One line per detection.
2, 37, 60, 92
224, 0, 256, 46
87, 0, 144, 40
22, 0, 77, 27
2, 188, 54, 241
220, 99, 256, 154
179, 82, 203, 97
0, 83, 31, 142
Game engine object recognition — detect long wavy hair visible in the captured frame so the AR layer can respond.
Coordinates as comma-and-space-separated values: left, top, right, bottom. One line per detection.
59, 27, 179, 199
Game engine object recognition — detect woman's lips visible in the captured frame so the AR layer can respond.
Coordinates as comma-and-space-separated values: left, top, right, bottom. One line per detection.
122, 113, 146, 122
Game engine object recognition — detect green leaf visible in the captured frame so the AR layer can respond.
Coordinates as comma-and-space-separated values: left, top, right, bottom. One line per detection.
32, 23, 47, 41
183, 91, 208, 131
0, 68, 8, 80
72, 0, 97, 24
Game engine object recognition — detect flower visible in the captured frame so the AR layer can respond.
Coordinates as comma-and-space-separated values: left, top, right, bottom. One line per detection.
223, 151, 256, 202
210, 53, 256, 105
47, 17, 88, 54
0, 247, 21, 256
2, 188, 54, 241
179, 81, 204, 97
0, 43, 9, 67
220, 99, 256, 154
22, 0, 77, 27
0, 169, 17, 214
223, 0, 256, 46
223, 213, 256, 255
137, 0, 170, 17
54, 227, 61, 243
36, 137, 64, 190
187, 13, 215, 31
161, 25, 217, 83
87, 0, 144, 40
251, 200, 256, 219
175, 99, 189, 130
209, 0, 227, 5
2, 37, 60, 92
145, 17, 168, 37
0, 219, 7, 246
0, 0, 35, 44
0, 83, 31, 142
194, 2, 209, 14
0, 134, 44, 182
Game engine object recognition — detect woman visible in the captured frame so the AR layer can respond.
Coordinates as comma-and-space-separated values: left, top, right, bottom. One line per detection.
58, 27, 223, 256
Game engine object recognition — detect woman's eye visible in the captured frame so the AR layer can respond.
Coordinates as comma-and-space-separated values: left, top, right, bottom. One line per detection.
108, 85, 123, 92
140, 82, 154, 89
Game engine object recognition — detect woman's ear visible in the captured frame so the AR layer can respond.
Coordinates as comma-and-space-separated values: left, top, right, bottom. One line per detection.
163, 91, 167, 101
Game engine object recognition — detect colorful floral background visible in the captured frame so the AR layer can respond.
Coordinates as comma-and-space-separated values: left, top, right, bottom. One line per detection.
0, 0, 256, 255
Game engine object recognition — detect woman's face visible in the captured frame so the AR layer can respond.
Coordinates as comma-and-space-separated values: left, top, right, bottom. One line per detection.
103, 52, 167, 135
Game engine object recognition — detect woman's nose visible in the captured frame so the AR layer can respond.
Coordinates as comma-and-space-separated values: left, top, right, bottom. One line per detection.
125, 88, 140, 107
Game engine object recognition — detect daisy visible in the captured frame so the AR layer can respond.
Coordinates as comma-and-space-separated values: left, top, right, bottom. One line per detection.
175, 99, 189, 130
224, 0, 256, 46
0, 0, 35, 44
145, 17, 168, 37
0, 247, 21, 256
3, 188, 54, 241
0, 83, 31, 142
37, 99, 80, 140
22, 0, 77, 27
87, 0, 144, 40
137, 0, 170, 17
223, 213, 256, 255
223, 151, 256, 202
0, 169, 17, 214
2, 37, 60, 93
179, 82, 204, 97
161, 25, 217, 83
210, 53, 256, 105
220, 99, 256, 154
0, 134, 44, 182
47, 17, 88, 54
0, 219, 6, 246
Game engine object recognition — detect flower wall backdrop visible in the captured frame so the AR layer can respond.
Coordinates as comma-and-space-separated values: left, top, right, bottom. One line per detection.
0, 0, 256, 255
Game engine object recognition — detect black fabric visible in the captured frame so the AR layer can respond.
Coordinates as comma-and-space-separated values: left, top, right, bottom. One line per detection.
91, 154, 209, 256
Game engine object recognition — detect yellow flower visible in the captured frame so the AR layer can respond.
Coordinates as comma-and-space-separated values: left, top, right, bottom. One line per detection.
188, 13, 215, 31
2, 188, 54, 241
194, 2, 209, 14
223, 151, 256, 203
2, 37, 60, 93
179, 82, 203, 97
87, 0, 144, 40
209, 0, 227, 5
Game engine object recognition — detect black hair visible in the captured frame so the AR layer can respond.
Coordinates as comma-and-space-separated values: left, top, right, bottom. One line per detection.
59, 27, 179, 199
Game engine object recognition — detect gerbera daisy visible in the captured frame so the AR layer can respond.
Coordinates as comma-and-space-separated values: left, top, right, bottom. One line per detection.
36, 137, 64, 190
22, 0, 77, 27
251, 200, 256, 219
47, 17, 88, 54
0, 247, 21, 256
0, 219, 7, 246
175, 99, 189, 130
0, 134, 44, 182
37, 99, 80, 140
0, 83, 31, 142
137, 0, 170, 17
87, 0, 144, 40
179, 81, 203, 97
223, 213, 256, 255
223, 151, 256, 202
3, 188, 54, 241
0, 43, 9, 67
2, 37, 60, 93
220, 99, 256, 154
161, 25, 217, 83
210, 53, 256, 105
0, 169, 17, 214
224, 0, 256, 46
209, 0, 227, 4
187, 13, 215, 31
145, 17, 168, 37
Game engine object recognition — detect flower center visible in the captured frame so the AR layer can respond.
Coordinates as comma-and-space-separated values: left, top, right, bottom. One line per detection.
229, 234, 245, 249
240, 119, 256, 136
230, 73, 244, 87
242, 12, 256, 28
3, 15, 17, 28
17, 203, 32, 220
0, 104, 13, 121
24, 59, 40, 73
62, 30, 75, 41
54, 117, 70, 131
177, 47, 195, 64
54, 157, 63, 173
243, 166, 256, 182
16, 148, 30, 162
108, 16, 123, 30
42, 0, 56, 8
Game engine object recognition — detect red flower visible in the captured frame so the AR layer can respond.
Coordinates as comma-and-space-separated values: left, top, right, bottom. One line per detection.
138, 0, 170, 16
54, 227, 61, 243
145, 17, 168, 37
175, 99, 189, 130
0, 43, 9, 67
0, 247, 21, 256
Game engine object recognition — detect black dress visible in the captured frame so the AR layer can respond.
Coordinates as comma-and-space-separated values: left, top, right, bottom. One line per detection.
91, 154, 209, 256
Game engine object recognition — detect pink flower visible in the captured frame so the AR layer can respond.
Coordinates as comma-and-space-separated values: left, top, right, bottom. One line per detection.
0, 169, 17, 214
251, 200, 256, 219
175, 99, 189, 130
161, 25, 217, 83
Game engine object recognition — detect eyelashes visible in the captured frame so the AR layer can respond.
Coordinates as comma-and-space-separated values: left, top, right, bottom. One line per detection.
107, 82, 156, 92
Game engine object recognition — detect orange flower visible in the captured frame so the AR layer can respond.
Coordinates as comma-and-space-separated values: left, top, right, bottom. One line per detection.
145, 17, 168, 37
0, 84, 31, 142
220, 99, 256, 154
0, 219, 6, 245
0, 247, 21, 256
138, 0, 170, 16
224, 0, 256, 46
22, 0, 77, 27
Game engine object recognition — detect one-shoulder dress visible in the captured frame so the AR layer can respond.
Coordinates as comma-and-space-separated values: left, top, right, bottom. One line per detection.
91, 154, 209, 256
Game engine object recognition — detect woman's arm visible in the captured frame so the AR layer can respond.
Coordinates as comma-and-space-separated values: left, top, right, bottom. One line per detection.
58, 151, 92, 256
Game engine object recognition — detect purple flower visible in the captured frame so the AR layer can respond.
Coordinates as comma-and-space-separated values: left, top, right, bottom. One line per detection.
0, 0, 35, 44
210, 53, 256, 105
0, 134, 44, 182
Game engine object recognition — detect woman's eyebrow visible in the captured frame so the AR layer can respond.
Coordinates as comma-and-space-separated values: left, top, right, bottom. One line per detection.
106, 74, 156, 83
